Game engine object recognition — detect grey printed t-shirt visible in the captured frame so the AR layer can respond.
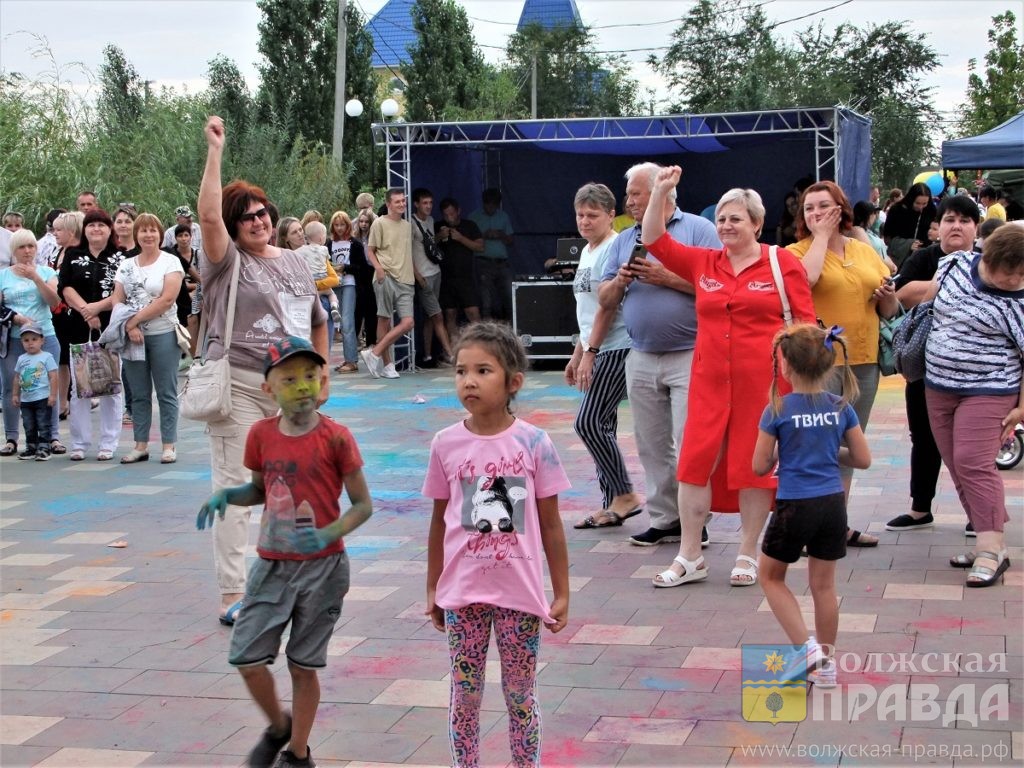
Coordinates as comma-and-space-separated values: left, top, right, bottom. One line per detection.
200, 240, 327, 371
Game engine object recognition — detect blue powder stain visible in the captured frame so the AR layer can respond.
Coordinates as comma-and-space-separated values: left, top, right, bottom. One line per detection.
638, 676, 688, 691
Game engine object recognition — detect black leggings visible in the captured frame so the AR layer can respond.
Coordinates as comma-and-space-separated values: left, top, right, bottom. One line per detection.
905, 378, 942, 513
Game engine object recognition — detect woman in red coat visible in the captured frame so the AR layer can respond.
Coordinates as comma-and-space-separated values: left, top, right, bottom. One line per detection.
641, 166, 816, 588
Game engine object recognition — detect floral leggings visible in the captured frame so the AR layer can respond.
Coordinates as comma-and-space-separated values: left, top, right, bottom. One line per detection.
445, 603, 541, 767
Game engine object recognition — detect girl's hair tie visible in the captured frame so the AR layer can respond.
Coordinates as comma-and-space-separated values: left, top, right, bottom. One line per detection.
824, 325, 844, 351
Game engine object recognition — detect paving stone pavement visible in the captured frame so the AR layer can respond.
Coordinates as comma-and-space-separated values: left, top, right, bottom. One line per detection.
1, 368, 1021, 767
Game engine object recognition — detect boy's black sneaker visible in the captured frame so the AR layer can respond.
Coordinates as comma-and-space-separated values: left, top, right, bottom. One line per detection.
273, 748, 315, 767
885, 512, 933, 530
965, 522, 976, 537
18, 448, 37, 460
629, 524, 682, 546
248, 713, 292, 768
35, 449, 51, 461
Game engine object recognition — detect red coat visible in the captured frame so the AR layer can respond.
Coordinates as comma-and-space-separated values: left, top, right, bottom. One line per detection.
647, 234, 816, 511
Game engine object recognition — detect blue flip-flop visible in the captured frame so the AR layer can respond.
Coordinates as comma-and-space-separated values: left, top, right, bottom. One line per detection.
219, 599, 243, 626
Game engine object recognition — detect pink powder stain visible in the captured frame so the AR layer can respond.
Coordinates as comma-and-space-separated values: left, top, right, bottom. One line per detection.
909, 615, 962, 631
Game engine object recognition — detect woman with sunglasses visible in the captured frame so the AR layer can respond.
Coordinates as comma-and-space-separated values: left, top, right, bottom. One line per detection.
196, 115, 329, 626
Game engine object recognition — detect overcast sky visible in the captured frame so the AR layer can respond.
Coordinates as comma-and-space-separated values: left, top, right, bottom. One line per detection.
1, 0, 1017, 137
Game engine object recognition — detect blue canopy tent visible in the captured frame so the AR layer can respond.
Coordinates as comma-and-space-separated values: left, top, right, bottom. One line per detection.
374, 107, 871, 273
941, 111, 1024, 170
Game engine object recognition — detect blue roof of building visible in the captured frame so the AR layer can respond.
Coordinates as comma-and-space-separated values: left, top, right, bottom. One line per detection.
517, 0, 582, 30
368, 0, 419, 69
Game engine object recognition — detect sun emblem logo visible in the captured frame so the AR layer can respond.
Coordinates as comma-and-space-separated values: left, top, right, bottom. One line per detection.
763, 651, 786, 675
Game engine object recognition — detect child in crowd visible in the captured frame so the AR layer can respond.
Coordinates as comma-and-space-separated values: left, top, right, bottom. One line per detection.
12, 323, 58, 461
752, 324, 871, 689
297, 221, 343, 326
197, 336, 372, 768
424, 321, 570, 767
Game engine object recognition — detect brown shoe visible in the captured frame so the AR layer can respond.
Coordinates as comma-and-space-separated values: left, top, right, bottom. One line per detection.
337, 362, 359, 374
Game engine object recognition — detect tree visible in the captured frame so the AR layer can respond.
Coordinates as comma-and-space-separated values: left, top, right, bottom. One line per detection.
959, 11, 1024, 136
402, 0, 484, 122
341, 1, 375, 186
652, 2, 940, 189
256, 0, 337, 145
765, 691, 784, 718
505, 23, 642, 119
206, 56, 253, 138
654, 0, 794, 113
97, 44, 144, 135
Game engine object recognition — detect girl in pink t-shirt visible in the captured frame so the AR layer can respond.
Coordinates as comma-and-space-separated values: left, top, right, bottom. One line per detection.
423, 321, 570, 768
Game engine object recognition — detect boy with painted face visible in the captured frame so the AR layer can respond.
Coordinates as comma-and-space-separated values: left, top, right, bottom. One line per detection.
197, 336, 372, 768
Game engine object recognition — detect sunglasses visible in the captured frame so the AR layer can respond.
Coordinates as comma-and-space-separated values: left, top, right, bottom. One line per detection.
239, 207, 269, 224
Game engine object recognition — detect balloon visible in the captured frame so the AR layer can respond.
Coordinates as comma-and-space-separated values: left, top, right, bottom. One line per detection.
913, 171, 944, 197
700, 204, 717, 223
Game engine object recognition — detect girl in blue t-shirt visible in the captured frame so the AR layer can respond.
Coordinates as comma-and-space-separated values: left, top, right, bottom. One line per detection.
752, 323, 871, 688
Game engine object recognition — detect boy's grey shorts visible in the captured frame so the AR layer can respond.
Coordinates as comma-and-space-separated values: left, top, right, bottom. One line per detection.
229, 551, 349, 670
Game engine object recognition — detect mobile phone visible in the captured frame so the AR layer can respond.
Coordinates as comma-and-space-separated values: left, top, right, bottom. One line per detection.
628, 243, 647, 269
884, 274, 898, 286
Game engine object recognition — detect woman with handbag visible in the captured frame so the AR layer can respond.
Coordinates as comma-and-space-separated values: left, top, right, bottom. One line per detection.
108, 213, 184, 465
922, 223, 1024, 587
196, 115, 329, 625
641, 167, 817, 588
328, 211, 365, 373
882, 182, 936, 268
0, 231, 62, 457
50, 211, 84, 422
57, 208, 125, 461
787, 182, 900, 548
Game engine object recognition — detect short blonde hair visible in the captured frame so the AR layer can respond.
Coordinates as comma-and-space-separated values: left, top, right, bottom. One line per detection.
304, 220, 327, 243
355, 192, 375, 211
715, 188, 766, 235
56, 211, 85, 243
9, 228, 37, 251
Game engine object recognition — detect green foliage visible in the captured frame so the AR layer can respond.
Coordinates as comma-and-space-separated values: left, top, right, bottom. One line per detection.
97, 44, 144, 135
652, 0, 940, 188
0, 40, 351, 232
341, 1, 376, 186
505, 23, 642, 118
255, 0, 338, 146
402, 0, 484, 122
959, 11, 1024, 137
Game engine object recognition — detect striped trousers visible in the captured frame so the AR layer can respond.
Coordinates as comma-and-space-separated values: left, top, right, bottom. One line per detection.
573, 347, 633, 508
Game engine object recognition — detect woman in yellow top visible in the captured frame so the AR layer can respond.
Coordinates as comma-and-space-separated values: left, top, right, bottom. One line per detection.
788, 181, 901, 547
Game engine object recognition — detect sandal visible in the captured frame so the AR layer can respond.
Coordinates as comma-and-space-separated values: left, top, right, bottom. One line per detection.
219, 599, 244, 626
160, 448, 177, 464
0, 440, 17, 457
966, 551, 1010, 588
949, 552, 976, 568
96, 450, 114, 462
653, 555, 707, 587
730, 554, 759, 587
573, 507, 642, 529
846, 529, 878, 547
120, 449, 149, 464
50, 440, 67, 455
69, 449, 86, 461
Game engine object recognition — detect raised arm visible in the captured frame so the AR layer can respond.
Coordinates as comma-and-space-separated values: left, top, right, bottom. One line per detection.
198, 116, 231, 265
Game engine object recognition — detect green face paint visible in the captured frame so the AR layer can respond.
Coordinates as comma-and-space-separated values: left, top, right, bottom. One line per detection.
267, 358, 322, 416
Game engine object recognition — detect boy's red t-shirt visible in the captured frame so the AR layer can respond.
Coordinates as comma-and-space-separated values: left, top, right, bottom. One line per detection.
244, 415, 363, 560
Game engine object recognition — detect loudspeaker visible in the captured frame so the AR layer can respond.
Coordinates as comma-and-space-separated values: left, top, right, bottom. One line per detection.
511, 282, 579, 359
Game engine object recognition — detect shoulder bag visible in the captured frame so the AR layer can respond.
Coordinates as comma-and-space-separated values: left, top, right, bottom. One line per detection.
877, 303, 906, 376
892, 257, 958, 383
412, 216, 442, 265
767, 245, 794, 327
179, 252, 239, 422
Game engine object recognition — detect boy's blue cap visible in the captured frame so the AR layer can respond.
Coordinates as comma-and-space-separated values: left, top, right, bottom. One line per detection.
19, 322, 44, 337
263, 336, 326, 377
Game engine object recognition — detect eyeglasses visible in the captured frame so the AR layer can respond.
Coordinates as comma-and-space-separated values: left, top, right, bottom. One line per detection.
239, 207, 269, 224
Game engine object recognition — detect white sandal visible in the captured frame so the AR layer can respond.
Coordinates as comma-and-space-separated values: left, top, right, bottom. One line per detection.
653, 555, 707, 588
730, 554, 758, 587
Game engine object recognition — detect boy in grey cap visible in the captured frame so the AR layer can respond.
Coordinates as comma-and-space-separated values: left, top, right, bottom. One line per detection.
12, 323, 58, 460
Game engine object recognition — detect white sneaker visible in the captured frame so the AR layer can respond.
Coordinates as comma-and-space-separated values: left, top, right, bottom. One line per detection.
360, 348, 384, 378
809, 658, 837, 688
382, 363, 400, 379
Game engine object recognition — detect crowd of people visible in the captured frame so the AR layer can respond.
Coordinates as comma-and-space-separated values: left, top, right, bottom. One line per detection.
2, 118, 1022, 766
